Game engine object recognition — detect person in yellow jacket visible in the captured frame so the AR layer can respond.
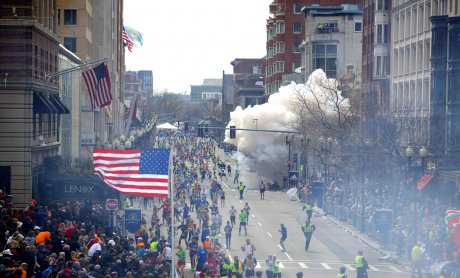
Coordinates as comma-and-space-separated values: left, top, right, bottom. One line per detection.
233, 255, 243, 277
336, 266, 347, 278
354, 250, 369, 278
273, 255, 281, 278
221, 257, 236, 277
411, 241, 422, 277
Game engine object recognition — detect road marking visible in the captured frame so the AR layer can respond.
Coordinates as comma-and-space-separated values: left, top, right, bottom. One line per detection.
284, 252, 293, 261
388, 265, 402, 272
255, 262, 262, 269
267, 232, 272, 237
239, 200, 242, 203
321, 263, 332, 269
279, 262, 285, 268
344, 264, 355, 271
251, 214, 255, 218
298, 262, 308, 269
368, 265, 378, 271
258, 222, 262, 226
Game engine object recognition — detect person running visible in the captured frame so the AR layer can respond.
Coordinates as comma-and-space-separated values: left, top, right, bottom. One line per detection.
229, 206, 237, 228
241, 239, 256, 257
259, 180, 266, 200
188, 237, 198, 271
279, 224, 287, 252
239, 209, 248, 236
234, 169, 240, 184
336, 266, 348, 278
175, 245, 186, 277
354, 250, 369, 278
239, 182, 246, 200
243, 202, 251, 224
227, 164, 232, 176
220, 189, 225, 207
224, 221, 232, 249
303, 202, 313, 223
301, 220, 315, 251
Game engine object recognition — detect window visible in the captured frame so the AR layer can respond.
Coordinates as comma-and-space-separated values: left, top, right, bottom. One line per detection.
293, 23, 302, 34
292, 62, 301, 72
252, 66, 261, 74
63, 37, 77, 53
316, 21, 338, 33
374, 55, 390, 76
57, 9, 60, 25
376, 24, 389, 43
376, 0, 388, 11
354, 20, 362, 32
275, 41, 285, 53
293, 42, 301, 53
312, 43, 337, 77
294, 3, 302, 14
275, 61, 285, 73
63, 9, 77, 25
276, 21, 285, 34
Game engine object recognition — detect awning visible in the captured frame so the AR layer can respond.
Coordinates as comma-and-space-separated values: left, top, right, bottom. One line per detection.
49, 94, 70, 114
417, 173, 434, 190
33, 92, 56, 114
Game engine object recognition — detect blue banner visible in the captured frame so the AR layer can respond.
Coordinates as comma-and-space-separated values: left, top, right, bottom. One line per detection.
125, 209, 141, 233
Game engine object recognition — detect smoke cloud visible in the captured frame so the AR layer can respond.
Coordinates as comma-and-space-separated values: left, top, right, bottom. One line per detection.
224, 69, 348, 183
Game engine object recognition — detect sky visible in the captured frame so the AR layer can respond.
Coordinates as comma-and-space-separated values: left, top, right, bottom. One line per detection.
124, 0, 272, 94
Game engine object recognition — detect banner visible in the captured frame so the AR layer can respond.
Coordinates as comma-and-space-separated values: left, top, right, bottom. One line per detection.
125, 209, 141, 233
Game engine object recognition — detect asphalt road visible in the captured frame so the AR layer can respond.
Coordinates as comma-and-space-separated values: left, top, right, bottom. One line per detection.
135, 147, 410, 277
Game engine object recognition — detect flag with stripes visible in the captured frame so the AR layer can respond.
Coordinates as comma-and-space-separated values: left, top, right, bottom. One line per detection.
82, 63, 112, 110
94, 148, 171, 197
123, 28, 134, 52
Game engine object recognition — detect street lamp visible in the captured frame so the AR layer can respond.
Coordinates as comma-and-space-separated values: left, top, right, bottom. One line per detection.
419, 146, 428, 171
253, 119, 260, 185
405, 146, 414, 168
360, 139, 373, 233
285, 135, 294, 189
319, 136, 333, 209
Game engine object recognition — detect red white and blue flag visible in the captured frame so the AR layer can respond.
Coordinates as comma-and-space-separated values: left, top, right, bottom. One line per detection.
93, 148, 171, 197
82, 63, 112, 110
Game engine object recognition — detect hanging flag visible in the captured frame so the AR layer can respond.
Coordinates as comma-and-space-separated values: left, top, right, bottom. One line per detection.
82, 63, 112, 110
123, 26, 143, 46
93, 148, 171, 197
122, 28, 134, 52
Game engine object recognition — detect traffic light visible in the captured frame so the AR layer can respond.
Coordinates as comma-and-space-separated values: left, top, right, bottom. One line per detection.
198, 126, 203, 137
204, 124, 209, 133
230, 126, 236, 139
184, 122, 189, 131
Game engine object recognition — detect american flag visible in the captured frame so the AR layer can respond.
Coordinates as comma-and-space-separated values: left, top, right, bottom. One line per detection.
122, 29, 134, 52
93, 148, 171, 197
82, 63, 112, 110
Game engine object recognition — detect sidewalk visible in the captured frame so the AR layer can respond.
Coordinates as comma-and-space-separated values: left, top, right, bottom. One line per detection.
312, 206, 412, 271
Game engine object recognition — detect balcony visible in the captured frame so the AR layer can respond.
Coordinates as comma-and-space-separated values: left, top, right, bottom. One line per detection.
315, 23, 339, 34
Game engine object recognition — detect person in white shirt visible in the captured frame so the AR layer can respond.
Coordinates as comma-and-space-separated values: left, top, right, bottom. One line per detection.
88, 240, 102, 257
162, 242, 172, 263
241, 238, 256, 257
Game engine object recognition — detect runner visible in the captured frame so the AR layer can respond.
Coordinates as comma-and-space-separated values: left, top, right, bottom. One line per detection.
239, 209, 248, 236
175, 245, 186, 277
229, 205, 237, 228
279, 223, 287, 252
188, 237, 198, 271
243, 202, 251, 224
259, 180, 266, 200
224, 220, 233, 249
241, 239, 256, 257
220, 189, 226, 207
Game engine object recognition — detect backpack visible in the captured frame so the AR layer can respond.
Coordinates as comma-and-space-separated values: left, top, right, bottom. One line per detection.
42, 265, 52, 278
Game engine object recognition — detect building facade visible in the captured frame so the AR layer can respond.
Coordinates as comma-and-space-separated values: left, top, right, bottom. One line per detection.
361, 0, 391, 138
265, 0, 361, 95
301, 4, 363, 79
190, 83, 222, 104
230, 58, 266, 108
0, 0, 70, 206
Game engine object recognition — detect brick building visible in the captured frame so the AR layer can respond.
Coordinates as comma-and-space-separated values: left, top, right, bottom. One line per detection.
230, 58, 266, 108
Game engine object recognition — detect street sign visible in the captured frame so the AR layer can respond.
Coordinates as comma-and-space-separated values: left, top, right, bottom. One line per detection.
106, 199, 118, 210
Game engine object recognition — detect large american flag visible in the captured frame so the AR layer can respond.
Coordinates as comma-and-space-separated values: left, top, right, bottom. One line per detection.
82, 63, 112, 110
93, 148, 171, 197
122, 29, 134, 52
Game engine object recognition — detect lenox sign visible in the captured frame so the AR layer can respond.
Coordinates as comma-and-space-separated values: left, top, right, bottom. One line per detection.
64, 184, 95, 194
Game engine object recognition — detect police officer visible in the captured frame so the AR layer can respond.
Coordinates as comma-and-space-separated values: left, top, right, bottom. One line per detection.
273, 255, 281, 278
301, 220, 315, 251
238, 182, 246, 200
336, 266, 347, 278
303, 203, 313, 222
354, 250, 369, 278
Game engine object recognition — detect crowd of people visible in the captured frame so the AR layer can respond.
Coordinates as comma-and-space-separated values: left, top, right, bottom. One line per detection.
316, 172, 460, 276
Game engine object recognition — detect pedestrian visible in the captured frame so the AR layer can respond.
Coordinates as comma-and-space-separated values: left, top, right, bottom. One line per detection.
265, 255, 274, 278
243, 202, 251, 224
241, 239, 256, 257
239, 182, 246, 200
220, 189, 226, 207
354, 250, 369, 278
243, 254, 257, 278
224, 221, 232, 249
279, 224, 287, 252
227, 164, 232, 176
234, 169, 240, 184
239, 209, 248, 236
301, 220, 315, 251
303, 203, 313, 223
336, 266, 347, 278
175, 245, 186, 278
273, 255, 281, 278
411, 241, 422, 278
259, 180, 266, 200
229, 206, 237, 228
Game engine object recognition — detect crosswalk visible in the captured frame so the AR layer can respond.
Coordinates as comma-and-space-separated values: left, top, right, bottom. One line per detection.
184, 261, 406, 273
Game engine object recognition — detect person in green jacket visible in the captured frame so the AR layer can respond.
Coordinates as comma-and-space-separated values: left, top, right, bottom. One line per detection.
336, 266, 347, 278
221, 257, 235, 277
303, 203, 313, 222
239, 209, 248, 236
273, 255, 281, 278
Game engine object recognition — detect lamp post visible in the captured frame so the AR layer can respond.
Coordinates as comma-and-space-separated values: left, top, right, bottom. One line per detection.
360, 139, 372, 233
253, 119, 260, 185
405, 146, 414, 170
319, 136, 333, 208
419, 146, 428, 172
285, 135, 294, 189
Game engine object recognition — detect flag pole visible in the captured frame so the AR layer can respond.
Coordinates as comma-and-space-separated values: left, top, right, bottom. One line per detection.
169, 148, 175, 277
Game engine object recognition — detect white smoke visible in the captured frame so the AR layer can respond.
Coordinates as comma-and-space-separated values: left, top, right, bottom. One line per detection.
224, 69, 349, 183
